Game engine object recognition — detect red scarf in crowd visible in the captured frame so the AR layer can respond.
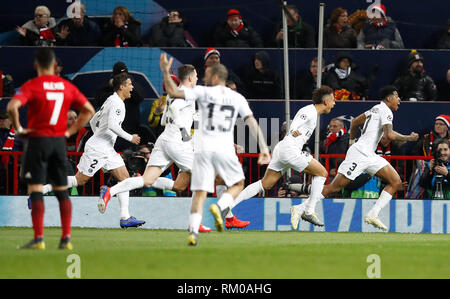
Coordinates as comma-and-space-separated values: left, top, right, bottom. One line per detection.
376, 143, 391, 156
39, 27, 55, 42
1, 127, 15, 167
324, 128, 346, 152
230, 23, 244, 37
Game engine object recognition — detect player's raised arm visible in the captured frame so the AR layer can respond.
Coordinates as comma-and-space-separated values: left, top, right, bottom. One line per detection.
65, 101, 95, 138
244, 114, 270, 165
160, 53, 185, 99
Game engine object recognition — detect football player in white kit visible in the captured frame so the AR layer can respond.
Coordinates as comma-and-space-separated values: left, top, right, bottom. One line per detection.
159, 53, 271, 246
233, 86, 336, 227
40, 73, 145, 228
291, 85, 419, 231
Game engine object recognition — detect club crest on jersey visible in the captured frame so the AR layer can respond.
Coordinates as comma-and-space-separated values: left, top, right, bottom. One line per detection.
371, 107, 379, 113
300, 114, 307, 120
116, 109, 121, 115
387, 115, 393, 121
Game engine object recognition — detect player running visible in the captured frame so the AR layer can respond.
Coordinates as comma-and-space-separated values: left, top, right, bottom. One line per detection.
159, 53, 271, 246
233, 86, 336, 227
40, 73, 145, 228
8, 48, 95, 249
291, 85, 419, 231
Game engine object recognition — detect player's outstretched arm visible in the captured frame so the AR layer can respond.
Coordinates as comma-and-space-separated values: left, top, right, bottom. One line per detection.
65, 101, 95, 138
382, 124, 419, 142
160, 53, 185, 99
348, 113, 366, 144
244, 115, 270, 165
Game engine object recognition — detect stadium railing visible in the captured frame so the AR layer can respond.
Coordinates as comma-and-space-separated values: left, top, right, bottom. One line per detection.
0, 151, 433, 199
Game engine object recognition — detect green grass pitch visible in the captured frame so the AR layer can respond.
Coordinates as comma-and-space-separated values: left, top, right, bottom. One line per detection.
1, 227, 450, 279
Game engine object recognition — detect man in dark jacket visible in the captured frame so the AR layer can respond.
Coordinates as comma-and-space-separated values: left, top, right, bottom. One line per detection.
244, 51, 282, 99
324, 52, 368, 100
294, 57, 326, 99
393, 50, 437, 101
212, 9, 263, 48
319, 118, 349, 180
419, 139, 450, 199
270, 4, 315, 48
55, 2, 101, 46
147, 10, 190, 47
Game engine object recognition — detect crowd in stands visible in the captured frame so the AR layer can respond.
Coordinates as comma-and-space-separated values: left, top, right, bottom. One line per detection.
1, 2, 449, 198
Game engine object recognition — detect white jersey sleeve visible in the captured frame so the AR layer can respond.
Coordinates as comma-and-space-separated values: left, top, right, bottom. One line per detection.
184, 85, 206, 103
107, 100, 133, 142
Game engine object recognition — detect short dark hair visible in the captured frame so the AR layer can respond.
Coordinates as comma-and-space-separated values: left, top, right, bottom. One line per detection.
437, 139, 450, 149
34, 48, 55, 69
379, 85, 398, 100
112, 73, 131, 92
312, 85, 334, 104
178, 64, 196, 81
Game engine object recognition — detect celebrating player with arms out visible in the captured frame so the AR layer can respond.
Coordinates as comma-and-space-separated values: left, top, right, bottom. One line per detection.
160, 53, 270, 246
234, 86, 336, 228
7, 48, 95, 250
291, 85, 419, 231
41, 73, 145, 228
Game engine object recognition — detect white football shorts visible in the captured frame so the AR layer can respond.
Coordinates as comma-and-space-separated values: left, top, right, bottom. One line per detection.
268, 140, 313, 173
190, 151, 245, 193
338, 145, 389, 180
147, 138, 194, 172
77, 143, 125, 177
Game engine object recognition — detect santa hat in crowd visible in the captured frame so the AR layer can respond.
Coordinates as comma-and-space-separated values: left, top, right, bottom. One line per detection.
367, 3, 386, 18
204, 47, 220, 61
162, 74, 180, 92
435, 115, 450, 128
227, 9, 242, 20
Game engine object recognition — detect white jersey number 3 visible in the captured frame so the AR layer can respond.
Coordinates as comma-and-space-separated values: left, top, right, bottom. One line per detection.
46, 92, 64, 125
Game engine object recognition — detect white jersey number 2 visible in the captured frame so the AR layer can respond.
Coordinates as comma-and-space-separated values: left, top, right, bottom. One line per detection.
46, 92, 64, 125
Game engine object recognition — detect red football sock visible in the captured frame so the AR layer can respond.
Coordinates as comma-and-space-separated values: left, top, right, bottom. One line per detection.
30, 193, 44, 239
58, 198, 72, 239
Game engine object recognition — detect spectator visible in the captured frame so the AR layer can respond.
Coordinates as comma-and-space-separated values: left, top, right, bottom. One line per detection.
55, 57, 71, 82
1, 72, 15, 97
393, 50, 438, 101
212, 9, 263, 48
147, 74, 180, 141
324, 52, 368, 100
323, 7, 357, 48
16, 6, 57, 46
93, 61, 145, 151
244, 51, 282, 99
419, 139, 450, 199
294, 57, 326, 99
226, 80, 237, 91
319, 118, 349, 180
436, 19, 450, 49
201, 47, 245, 95
101, 6, 141, 47
270, 4, 315, 48
415, 115, 450, 157
347, 9, 368, 35
147, 9, 192, 47
66, 110, 78, 152
437, 69, 450, 101
357, 4, 404, 49
55, 1, 101, 46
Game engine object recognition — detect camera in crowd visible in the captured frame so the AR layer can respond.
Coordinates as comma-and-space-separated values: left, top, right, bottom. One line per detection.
433, 148, 448, 169
280, 175, 311, 197
122, 143, 154, 176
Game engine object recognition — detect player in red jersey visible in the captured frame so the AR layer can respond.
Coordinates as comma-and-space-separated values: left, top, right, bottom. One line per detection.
7, 48, 95, 250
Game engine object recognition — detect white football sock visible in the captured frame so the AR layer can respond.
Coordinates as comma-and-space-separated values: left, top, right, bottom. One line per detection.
231, 180, 263, 209
151, 177, 174, 190
110, 176, 144, 197
305, 176, 326, 215
216, 185, 233, 218
367, 190, 392, 218
217, 193, 234, 212
117, 192, 130, 220
189, 213, 202, 234
43, 176, 78, 194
